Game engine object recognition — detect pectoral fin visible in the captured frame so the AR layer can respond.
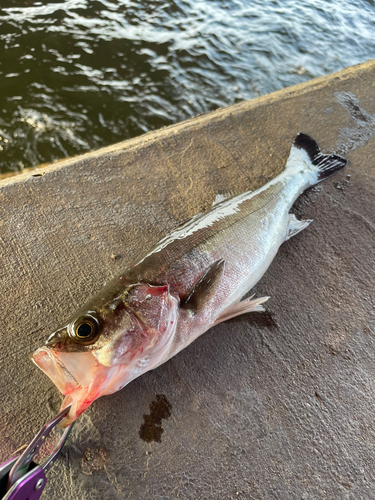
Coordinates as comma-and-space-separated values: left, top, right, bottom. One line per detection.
286, 213, 313, 240
182, 259, 225, 313
214, 295, 270, 326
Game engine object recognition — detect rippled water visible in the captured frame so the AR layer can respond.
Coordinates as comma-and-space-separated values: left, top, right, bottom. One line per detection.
0, 0, 374, 174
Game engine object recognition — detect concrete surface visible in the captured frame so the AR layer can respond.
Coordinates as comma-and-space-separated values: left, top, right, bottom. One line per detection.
0, 60, 374, 499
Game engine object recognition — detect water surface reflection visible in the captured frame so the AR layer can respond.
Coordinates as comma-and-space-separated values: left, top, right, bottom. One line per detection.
0, 0, 374, 173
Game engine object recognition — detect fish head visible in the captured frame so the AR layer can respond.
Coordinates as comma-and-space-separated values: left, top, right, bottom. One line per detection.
32, 282, 178, 426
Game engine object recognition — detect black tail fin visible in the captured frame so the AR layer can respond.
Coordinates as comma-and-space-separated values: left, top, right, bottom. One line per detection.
294, 133, 347, 181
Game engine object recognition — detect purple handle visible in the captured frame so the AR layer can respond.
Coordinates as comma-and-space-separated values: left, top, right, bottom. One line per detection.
3, 467, 46, 500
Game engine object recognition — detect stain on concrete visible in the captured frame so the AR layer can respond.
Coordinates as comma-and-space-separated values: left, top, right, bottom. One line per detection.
335, 91, 375, 153
245, 310, 278, 331
81, 446, 109, 476
325, 328, 347, 354
337, 92, 371, 124
139, 394, 172, 443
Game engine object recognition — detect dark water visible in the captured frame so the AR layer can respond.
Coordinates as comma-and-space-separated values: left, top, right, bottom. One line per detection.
0, 0, 374, 174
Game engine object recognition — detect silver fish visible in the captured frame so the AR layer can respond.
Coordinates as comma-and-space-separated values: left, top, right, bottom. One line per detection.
32, 133, 346, 426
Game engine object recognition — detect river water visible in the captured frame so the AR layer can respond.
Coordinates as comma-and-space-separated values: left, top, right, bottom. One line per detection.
0, 0, 374, 174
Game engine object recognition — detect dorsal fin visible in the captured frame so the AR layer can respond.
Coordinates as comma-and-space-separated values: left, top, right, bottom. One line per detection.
211, 191, 238, 207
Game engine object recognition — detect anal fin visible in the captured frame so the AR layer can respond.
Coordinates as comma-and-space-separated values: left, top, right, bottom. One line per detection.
286, 213, 313, 241
214, 295, 270, 326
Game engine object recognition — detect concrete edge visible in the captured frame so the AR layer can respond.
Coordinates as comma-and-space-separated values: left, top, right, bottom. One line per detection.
1, 58, 374, 187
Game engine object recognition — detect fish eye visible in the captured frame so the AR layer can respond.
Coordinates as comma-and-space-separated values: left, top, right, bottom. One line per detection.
72, 316, 99, 344
76, 322, 93, 338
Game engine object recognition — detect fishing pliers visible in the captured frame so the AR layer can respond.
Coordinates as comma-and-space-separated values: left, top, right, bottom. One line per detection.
0, 406, 73, 500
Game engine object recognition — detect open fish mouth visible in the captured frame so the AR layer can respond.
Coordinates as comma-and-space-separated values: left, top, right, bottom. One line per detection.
32, 347, 104, 393
32, 347, 132, 426
32, 347, 82, 394
32, 347, 103, 426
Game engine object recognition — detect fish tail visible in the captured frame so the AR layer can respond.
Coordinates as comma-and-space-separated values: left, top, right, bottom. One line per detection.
288, 133, 347, 185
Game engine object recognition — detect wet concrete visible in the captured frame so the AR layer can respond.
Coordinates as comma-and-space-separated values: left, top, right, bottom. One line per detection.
139, 395, 172, 444
0, 60, 374, 499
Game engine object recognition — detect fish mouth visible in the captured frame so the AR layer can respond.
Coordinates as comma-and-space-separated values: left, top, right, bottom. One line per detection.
32, 347, 102, 392
32, 347, 130, 427
32, 347, 102, 426
32, 347, 82, 394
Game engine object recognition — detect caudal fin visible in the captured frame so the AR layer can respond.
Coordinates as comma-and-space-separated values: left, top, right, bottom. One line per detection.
293, 133, 347, 181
